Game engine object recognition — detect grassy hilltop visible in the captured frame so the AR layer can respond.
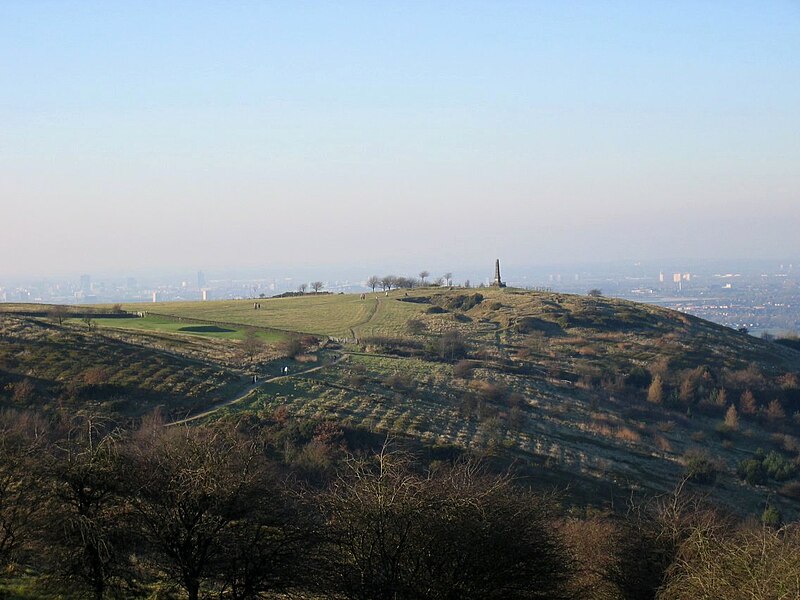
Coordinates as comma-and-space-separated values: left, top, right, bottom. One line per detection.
3, 287, 800, 517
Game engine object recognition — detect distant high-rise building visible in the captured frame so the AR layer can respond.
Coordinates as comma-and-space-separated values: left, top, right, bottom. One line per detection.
202, 289, 208, 301
80, 274, 91, 293
673, 273, 682, 284
197, 270, 206, 289
683, 273, 692, 281
659, 271, 665, 283
152, 291, 157, 303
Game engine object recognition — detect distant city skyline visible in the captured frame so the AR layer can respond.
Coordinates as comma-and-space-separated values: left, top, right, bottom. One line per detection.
2, 256, 798, 336
2, 255, 798, 285
1, 2, 798, 277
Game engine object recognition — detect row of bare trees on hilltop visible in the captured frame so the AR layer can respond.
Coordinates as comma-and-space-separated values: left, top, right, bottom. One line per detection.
366, 271, 455, 291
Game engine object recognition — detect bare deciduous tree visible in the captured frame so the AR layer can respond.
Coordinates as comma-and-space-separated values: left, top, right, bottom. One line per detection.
241, 328, 264, 364
367, 276, 380, 292
43, 418, 130, 600
49, 304, 69, 325
418, 271, 429, 285
125, 425, 267, 600
0, 411, 45, 572
318, 445, 572, 599
311, 281, 324, 293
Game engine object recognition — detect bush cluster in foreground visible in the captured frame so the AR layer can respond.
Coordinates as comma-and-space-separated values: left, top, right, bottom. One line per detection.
0, 409, 798, 600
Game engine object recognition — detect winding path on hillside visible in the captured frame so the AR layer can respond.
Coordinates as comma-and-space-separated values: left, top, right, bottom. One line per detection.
349, 296, 381, 340
166, 353, 347, 426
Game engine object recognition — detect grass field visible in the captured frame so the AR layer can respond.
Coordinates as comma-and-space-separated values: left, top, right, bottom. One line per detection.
68, 314, 286, 343
118, 291, 430, 338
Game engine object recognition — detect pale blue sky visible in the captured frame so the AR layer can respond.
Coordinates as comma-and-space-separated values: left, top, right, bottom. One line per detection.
1, 1, 798, 276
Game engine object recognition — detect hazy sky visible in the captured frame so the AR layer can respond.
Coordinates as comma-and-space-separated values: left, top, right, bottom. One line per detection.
1, 1, 798, 277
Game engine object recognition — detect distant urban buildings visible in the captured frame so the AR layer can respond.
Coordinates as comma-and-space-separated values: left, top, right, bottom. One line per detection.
80, 274, 91, 293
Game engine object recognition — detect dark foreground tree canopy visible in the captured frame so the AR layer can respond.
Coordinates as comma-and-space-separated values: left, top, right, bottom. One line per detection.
0, 410, 798, 599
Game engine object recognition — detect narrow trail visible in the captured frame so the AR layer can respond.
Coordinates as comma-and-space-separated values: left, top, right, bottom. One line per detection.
166, 353, 347, 426
492, 321, 510, 361
349, 297, 381, 340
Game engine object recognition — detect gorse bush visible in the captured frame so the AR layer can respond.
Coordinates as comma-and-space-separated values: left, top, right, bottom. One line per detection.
737, 448, 797, 485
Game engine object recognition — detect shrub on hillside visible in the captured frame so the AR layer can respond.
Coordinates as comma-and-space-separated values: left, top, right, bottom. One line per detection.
11, 379, 35, 404
625, 366, 652, 389
737, 458, 766, 485
453, 360, 474, 379
736, 449, 795, 486
425, 331, 467, 362
682, 450, 718, 484
406, 319, 427, 335
762, 450, 796, 480
361, 337, 423, 357
278, 337, 304, 358
514, 317, 563, 336
441, 293, 484, 311
384, 372, 413, 392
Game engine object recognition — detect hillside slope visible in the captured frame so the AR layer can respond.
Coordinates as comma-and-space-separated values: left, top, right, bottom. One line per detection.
0, 314, 249, 421
124, 287, 800, 517
4, 288, 800, 518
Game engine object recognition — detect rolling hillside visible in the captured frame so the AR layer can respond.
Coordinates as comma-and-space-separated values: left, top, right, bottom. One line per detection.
3, 287, 800, 518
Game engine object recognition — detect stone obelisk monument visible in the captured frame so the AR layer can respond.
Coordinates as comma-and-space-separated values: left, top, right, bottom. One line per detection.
492, 259, 506, 288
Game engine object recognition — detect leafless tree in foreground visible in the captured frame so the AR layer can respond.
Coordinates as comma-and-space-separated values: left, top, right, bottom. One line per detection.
317, 444, 572, 599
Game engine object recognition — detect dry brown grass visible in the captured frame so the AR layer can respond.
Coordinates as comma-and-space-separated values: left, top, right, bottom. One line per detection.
615, 427, 642, 443
295, 353, 319, 363
653, 433, 673, 452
